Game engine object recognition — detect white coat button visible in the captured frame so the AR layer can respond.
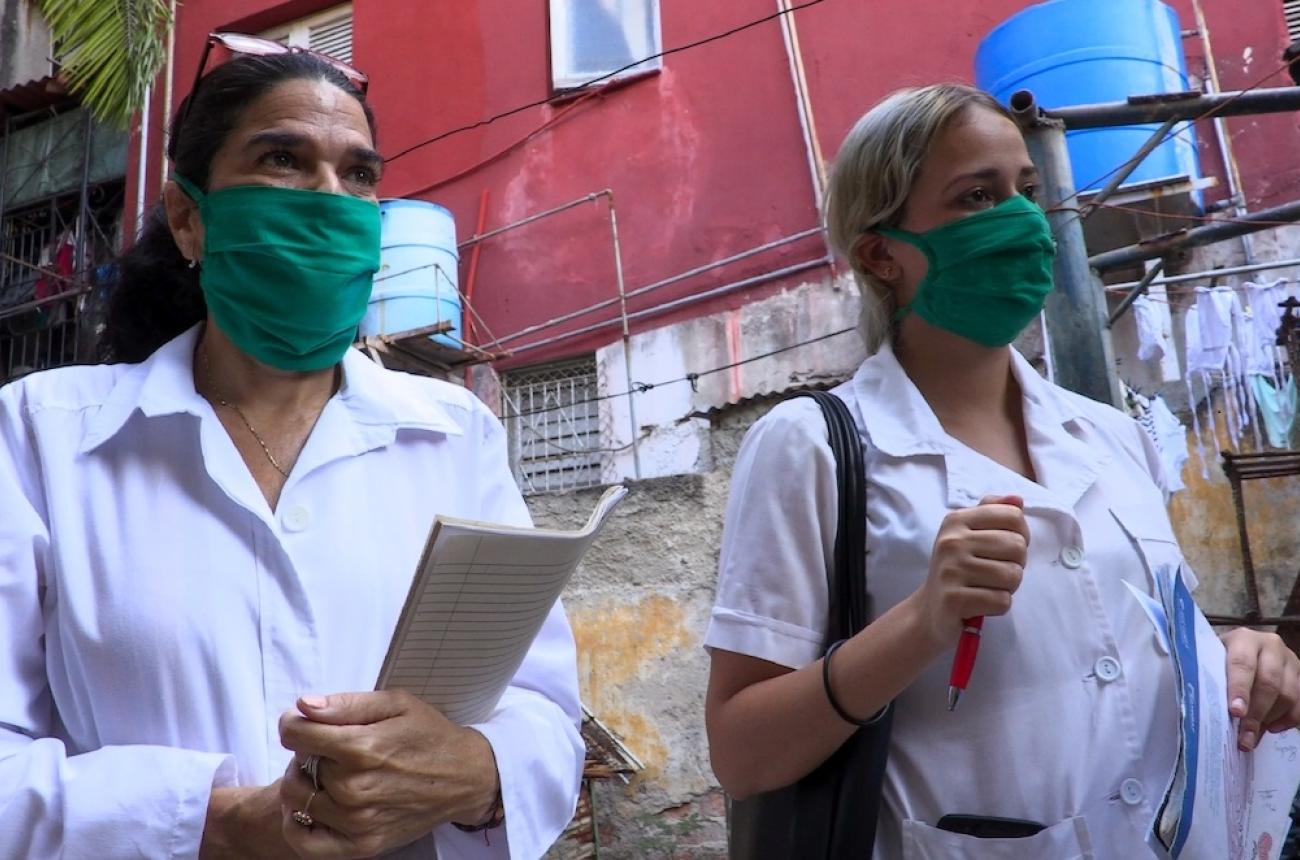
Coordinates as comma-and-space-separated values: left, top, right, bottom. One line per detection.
283, 505, 310, 532
1120, 778, 1144, 806
1095, 656, 1123, 683
1060, 546, 1084, 569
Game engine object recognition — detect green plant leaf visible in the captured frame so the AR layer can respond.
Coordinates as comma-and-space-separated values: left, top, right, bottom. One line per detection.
35, 0, 174, 128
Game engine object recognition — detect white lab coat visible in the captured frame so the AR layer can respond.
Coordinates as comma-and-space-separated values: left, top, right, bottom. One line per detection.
0, 325, 583, 859
707, 341, 1192, 859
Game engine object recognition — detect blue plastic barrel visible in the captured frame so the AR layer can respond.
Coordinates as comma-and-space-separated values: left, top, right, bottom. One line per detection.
975, 0, 1202, 196
361, 199, 462, 348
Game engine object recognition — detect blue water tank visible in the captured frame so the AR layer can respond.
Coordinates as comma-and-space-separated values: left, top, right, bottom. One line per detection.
361, 199, 463, 349
975, 0, 1202, 196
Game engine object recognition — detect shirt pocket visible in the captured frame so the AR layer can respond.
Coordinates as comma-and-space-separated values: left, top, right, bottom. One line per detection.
901, 816, 1094, 860
1109, 503, 1197, 592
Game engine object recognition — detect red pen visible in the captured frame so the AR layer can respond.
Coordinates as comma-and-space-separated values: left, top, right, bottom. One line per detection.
948, 615, 984, 711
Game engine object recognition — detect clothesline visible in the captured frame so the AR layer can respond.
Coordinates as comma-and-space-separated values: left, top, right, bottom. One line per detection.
1104, 279, 1298, 294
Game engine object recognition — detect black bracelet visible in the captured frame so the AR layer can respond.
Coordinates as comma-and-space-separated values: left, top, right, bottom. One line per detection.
822, 638, 890, 727
452, 789, 505, 833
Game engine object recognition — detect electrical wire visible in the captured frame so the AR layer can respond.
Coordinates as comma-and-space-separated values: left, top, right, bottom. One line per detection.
1093, 200, 1300, 227
400, 88, 605, 196
383, 0, 829, 164
503, 325, 856, 420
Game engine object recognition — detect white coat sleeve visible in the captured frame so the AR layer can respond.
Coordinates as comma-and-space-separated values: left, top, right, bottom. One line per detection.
703, 398, 838, 669
431, 403, 583, 860
0, 384, 237, 860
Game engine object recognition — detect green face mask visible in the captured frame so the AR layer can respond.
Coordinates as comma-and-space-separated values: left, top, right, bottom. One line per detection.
877, 195, 1056, 348
174, 174, 381, 372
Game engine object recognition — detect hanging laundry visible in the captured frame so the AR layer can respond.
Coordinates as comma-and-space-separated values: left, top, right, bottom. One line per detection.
1182, 304, 1217, 478
1127, 385, 1190, 494
1243, 278, 1291, 377
1133, 294, 1168, 362
1148, 395, 1190, 493
1194, 285, 1243, 368
1189, 285, 1260, 452
33, 230, 75, 303
1250, 375, 1297, 449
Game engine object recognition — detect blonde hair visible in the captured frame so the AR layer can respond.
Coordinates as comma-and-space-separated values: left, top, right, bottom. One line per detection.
824, 84, 1012, 353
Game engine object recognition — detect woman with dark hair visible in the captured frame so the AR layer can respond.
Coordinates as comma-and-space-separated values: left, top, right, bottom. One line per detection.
0, 36, 583, 860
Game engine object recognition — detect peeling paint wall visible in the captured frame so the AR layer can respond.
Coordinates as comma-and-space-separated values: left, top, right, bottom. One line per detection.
534, 472, 735, 858
1171, 388, 1300, 621
0, 0, 52, 90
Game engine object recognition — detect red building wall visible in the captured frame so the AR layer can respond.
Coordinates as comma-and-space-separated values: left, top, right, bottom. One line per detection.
125, 1, 1300, 368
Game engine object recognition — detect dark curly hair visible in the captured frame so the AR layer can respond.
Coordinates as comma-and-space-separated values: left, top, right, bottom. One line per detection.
100, 50, 377, 362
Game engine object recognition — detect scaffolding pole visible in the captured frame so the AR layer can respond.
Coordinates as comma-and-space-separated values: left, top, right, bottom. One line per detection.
606, 192, 642, 479
1105, 256, 1300, 291
1044, 85, 1300, 129
1089, 198, 1300, 272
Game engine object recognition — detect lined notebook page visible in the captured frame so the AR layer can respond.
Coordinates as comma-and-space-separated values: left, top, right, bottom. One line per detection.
377, 485, 627, 725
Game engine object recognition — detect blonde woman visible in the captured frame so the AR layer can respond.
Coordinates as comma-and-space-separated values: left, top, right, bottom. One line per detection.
704, 84, 1300, 858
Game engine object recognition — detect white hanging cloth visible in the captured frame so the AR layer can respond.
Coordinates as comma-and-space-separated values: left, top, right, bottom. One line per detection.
1190, 286, 1260, 452
1133, 294, 1169, 362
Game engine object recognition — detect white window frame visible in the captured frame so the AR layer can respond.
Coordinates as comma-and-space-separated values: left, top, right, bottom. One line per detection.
549, 0, 662, 91
261, 3, 354, 63
501, 356, 605, 495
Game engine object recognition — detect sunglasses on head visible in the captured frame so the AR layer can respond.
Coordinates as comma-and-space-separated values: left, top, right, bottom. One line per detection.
177, 32, 369, 133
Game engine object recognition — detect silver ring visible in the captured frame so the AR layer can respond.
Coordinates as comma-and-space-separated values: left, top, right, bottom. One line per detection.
299, 754, 321, 790
292, 789, 318, 829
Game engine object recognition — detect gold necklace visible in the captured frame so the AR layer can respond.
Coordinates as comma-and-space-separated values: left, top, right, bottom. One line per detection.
201, 346, 291, 478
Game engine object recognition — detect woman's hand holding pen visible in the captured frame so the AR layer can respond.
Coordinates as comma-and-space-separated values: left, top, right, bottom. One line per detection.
912, 494, 1030, 648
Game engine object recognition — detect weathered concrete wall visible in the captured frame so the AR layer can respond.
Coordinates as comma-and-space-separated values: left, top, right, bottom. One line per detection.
534, 471, 734, 859
0, 0, 53, 90
1171, 388, 1300, 621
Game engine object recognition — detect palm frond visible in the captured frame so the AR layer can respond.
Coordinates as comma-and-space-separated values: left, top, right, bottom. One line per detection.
36, 0, 174, 129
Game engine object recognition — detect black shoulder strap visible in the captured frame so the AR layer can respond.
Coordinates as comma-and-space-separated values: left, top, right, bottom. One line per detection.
790, 390, 869, 645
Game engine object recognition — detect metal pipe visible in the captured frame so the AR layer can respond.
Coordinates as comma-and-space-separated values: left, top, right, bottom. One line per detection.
159, 0, 178, 191
0, 286, 92, 319
1105, 256, 1300, 291
458, 191, 607, 249
491, 228, 823, 347
134, 84, 152, 236
74, 111, 94, 278
777, 0, 826, 211
1089, 198, 1300, 271
0, 114, 11, 232
1107, 259, 1164, 327
1083, 118, 1178, 213
509, 256, 831, 356
1040, 86, 1300, 129
606, 193, 641, 479
1013, 92, 1122, 407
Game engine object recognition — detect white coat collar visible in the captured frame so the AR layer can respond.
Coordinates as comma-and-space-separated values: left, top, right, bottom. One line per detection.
80, 325, 463, 455
849, 340, 1107, 512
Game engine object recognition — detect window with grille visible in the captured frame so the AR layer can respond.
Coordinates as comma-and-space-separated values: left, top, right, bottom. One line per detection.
502, 357, 604, 494
549, 0, 661, 91
1287, 0, 1300, 42
262, 3, 354, 63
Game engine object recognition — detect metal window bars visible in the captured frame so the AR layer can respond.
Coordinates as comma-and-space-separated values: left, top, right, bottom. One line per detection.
501, 356, 604, 494
0, 182, 123, 383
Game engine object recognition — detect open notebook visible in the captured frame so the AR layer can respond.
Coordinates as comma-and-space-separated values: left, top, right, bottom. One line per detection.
376, 485, 627, 725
